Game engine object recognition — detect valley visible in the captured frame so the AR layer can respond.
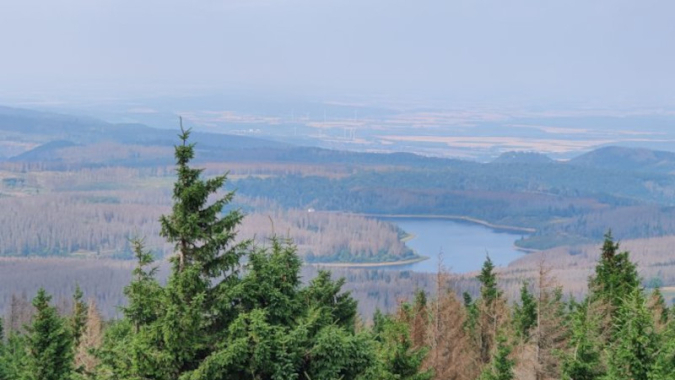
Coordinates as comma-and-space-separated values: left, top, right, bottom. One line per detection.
4, 105, 675, 317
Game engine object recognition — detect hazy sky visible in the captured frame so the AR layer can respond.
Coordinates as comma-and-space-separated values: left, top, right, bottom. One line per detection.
1, 0, 674, 106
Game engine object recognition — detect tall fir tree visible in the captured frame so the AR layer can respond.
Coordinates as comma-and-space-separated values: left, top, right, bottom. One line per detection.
22, 288, 73, 380
513, 281, 537, 342
478, 256, 500, 305
99, 125, 381, 380
589, 231, 640, 316
475, 256, 508, 365
159, 121, 250, 281
155, 122, 252, 375
70, 285, 88, 351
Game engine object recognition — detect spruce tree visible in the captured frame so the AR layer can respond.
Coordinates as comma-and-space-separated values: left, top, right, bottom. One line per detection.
300, 270, 358, 331
604, 289, 659, 380
22, 288, 73, 380
478, 256, 500, 304
561, 301, 604, 380
122, 238, 162, 331
513, 281, 537, 341
159, 122, 249, 281
100, 125, 381, 380
589, 231, 640, 313
182, 239, 376, 380
0, 334, 26, 380
475, 256, 507, 365
463, 292, 479, 336
368, 312, 432, 380
479, 335, 514, 380
70, 285, 88, 350
155, 123, 251, 375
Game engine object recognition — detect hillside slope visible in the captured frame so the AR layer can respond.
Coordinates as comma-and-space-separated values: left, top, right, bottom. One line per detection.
569, 145, 675, 173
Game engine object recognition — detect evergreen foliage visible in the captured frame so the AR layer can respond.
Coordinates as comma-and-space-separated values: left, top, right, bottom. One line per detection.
477, 256, 500, 305
70, 285, 87, 350
0, 334, 27, 380
0, 318, 5, 380
22, 288, 73, 380
513, 281, 537, 341
478, 336, 514, 380
604, 289, 659, 380
369, 311, 433, 380
474, 256, 508, 365
590, 231, 640, 313
561, 300, 605, 380
5, 127, 675, 380
94, 126, 381, 379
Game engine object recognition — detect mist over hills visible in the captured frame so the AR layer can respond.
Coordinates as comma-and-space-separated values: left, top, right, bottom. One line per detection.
6, 105, 675, 176
569, 145, 675, 174
0, 105, 288, 160
491, 151, 555, 165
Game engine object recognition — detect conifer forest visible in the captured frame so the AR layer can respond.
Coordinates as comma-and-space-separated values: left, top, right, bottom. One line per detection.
4, 1, 675, 379
1, 129, 674, 380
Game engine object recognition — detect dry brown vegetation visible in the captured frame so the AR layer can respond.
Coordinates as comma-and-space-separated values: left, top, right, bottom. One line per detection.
0, 166, 412, 263
497, 235, 675, 300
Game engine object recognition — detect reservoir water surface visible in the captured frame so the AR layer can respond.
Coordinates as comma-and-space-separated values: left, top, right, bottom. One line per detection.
382, 218, 528, 273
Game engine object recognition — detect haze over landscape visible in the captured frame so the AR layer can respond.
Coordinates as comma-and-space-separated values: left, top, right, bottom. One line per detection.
2, 1, 675, 379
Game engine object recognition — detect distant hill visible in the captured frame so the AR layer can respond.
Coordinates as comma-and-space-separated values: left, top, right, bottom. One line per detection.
491, 151, 554, 165
0, 105, 289, 162
570, 146, 675, 173
10, 140, 78, 162
0, 105, 474, 169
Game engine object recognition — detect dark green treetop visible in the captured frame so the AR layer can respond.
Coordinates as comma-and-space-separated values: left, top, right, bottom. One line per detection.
159, 123, 250, 279
513, 281, 537, 341
589, 231, 640, 311
478, 256, 500, 305
22, 288, 73, 380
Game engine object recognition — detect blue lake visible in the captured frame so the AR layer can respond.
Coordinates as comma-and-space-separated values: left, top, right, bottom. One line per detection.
381, 218, 528, 273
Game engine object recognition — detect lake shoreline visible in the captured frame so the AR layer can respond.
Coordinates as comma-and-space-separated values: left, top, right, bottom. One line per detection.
308, 214, 533, 271
307, 254, 430, 268
357, 213, 536, 234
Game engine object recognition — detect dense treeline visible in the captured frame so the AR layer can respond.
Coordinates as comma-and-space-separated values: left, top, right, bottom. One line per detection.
3, 232, 675, 378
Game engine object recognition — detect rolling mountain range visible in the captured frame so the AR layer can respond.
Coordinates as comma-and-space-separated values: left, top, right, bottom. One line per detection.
5, 105, 675, 176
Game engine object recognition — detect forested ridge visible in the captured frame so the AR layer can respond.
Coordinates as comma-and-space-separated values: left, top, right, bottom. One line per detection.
7, 107, 675, 254
2, 129, 675, 379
